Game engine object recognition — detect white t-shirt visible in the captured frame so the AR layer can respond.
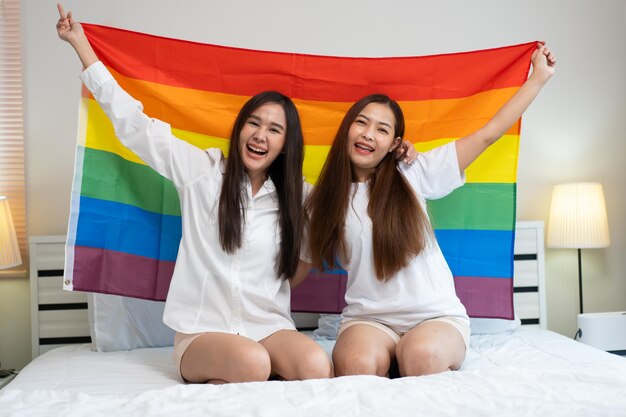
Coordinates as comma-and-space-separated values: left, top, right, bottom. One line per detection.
80, 62, 296, 341
342, 143, 469, 333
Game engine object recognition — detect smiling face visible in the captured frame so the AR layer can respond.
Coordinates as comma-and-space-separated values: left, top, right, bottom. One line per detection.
347, 102, 401, 181
238, 102, 287, 182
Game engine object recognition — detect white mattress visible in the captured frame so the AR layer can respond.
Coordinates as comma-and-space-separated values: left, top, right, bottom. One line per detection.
1, 329, 626, 417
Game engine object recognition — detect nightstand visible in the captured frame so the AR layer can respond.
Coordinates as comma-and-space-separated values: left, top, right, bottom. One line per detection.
578, 311, 626, 356
0, 374, 16, 390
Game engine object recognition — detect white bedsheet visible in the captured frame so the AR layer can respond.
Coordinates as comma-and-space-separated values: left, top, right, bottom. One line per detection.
1, 329, 625, 417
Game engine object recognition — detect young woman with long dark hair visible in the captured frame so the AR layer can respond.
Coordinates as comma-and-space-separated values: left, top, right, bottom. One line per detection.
56, 4, 331, 384
305, 43, 556, 377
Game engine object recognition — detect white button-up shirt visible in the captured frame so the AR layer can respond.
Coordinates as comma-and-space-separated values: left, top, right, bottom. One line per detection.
342, 143, 470, 333
81, 62, 295, 340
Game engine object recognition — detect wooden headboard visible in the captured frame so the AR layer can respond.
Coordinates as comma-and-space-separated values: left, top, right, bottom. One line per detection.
29, 221, 546, 358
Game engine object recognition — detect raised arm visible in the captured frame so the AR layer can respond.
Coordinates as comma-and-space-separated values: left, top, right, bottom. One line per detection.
56, 3, 98, 68
55, 3, 218, 188
455, 43, 556, 172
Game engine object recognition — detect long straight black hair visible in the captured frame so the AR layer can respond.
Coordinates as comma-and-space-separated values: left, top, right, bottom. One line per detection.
218, 91, 304, 280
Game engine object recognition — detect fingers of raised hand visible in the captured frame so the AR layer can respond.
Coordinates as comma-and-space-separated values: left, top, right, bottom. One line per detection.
401, 141, 417, 164
540, 45, 556, 67
56, 3, 69, 33
56, 18, 68, 31
533, 43, 554, 64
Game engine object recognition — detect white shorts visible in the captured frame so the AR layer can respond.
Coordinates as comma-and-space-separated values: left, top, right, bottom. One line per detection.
337, 316, 470, 350
173, 332, 205, 381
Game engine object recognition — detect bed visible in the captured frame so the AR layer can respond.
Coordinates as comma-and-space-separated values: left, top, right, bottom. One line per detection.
2, 222, 626, 416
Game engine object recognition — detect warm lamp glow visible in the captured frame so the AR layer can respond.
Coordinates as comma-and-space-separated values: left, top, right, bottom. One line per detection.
547, 182, 610, 249
547, 182, 610, 315
0, 196, 22, 270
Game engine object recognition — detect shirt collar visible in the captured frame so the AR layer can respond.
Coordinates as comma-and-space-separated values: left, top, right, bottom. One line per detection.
243, 174, 276, 200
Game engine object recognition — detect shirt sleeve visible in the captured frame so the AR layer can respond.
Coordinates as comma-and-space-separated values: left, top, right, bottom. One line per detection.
80, 61, 219, 188
398, 141, 466, 200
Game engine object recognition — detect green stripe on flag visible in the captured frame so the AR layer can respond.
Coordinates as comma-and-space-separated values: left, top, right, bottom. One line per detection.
80, 147, 515, 230
427, 183, 516, 230
81, 147, 181, 216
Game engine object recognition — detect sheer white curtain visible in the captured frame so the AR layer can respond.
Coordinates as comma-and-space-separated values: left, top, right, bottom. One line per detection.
0, 0, 26, 275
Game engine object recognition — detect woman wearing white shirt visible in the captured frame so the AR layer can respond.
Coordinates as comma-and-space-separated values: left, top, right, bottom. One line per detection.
304, 43, 555, 377
57, 5, 331, 384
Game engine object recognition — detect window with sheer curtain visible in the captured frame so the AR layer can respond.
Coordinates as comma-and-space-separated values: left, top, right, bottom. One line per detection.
0, 0, 26, 275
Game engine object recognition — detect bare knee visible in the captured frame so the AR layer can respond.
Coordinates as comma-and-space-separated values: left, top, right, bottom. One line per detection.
293, 349, 332, 380
181, 334, 273, 384
233, 347, 272, 382
333, 349, 389, 377
396, 342, 450, 377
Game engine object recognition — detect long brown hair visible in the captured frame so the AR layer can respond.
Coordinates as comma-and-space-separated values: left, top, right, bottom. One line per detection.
306, 94, 432, 281
219, 91, 304, 280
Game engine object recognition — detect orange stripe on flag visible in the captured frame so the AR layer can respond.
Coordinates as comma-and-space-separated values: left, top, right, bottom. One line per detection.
96, 67, 520, 146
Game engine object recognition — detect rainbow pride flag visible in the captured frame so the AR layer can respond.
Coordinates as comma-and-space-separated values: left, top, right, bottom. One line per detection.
65, 23, 535, 319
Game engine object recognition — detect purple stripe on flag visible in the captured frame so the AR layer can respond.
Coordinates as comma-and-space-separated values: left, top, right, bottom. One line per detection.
72, 245, 174, 300
454, 276, 514, 319
291, 271, 348, 314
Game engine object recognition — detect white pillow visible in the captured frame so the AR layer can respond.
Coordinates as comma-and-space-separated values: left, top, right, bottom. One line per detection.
312, 314, 342, 340
88, 293, 175, 352
469, 315, 521, 335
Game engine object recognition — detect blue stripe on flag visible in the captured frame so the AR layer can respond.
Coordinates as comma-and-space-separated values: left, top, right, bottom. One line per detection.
75, 196, 181, 261
73, 197, 514, 279
435, 229, 514, 278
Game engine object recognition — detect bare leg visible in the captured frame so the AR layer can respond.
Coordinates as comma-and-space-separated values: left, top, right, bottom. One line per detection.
260, 330, 332, 380
180, 332, 271, 384
396, 321, 466, 377
332, 324, 396, 377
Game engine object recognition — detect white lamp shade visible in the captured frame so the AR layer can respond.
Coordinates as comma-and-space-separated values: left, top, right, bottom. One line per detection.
0, 196, 22, 269
547, 183, 610, 249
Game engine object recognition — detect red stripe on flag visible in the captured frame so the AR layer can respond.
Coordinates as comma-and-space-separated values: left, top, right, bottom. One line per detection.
82, 23, 535, 102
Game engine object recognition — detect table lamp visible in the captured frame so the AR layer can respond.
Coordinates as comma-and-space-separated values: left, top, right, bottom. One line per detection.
0, 195, 22, 270
0, 196, 21, 382
547, 183, 610, 314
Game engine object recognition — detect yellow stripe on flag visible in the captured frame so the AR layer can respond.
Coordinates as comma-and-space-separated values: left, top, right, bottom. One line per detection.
85, 97, 519, 184
414, 135, 519, 183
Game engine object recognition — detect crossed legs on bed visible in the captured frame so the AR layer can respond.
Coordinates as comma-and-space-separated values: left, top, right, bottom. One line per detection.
180, 330, 332, 384
333, 321, 466, 377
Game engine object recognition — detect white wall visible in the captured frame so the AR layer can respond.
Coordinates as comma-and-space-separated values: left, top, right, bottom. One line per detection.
4, 0, 623, 370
